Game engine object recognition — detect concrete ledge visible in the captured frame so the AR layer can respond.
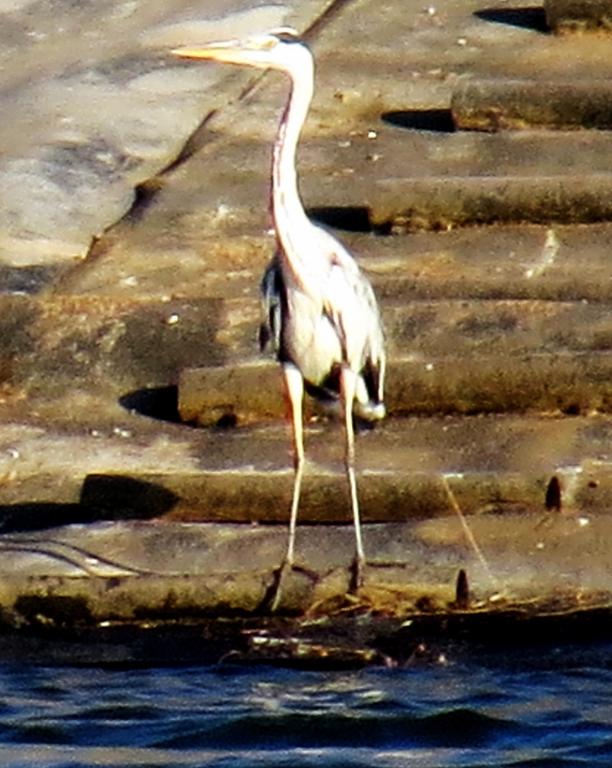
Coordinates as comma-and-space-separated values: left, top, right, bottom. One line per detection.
0, 415, 609, 524
370, 175, 612, 230
452, 80, 612, 131
183, 297, 612, 369
180, 351, 612, 425
179, 362, 281, 426
0, 517, 612, 665
544, 0, 612, 32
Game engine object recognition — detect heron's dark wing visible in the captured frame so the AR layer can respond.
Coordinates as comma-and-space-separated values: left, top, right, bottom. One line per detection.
259, 254, 283, 354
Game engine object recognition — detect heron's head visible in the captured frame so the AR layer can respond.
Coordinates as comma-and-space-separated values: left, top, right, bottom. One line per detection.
172, 28, 311, 73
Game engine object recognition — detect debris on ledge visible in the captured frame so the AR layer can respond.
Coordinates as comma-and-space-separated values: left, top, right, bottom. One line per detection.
1, 517, 612, 667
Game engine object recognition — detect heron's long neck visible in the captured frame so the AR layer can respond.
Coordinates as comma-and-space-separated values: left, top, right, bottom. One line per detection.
271, 62, 324, 288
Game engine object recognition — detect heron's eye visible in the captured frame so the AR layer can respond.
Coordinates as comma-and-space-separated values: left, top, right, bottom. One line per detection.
248, 35, 277, 51
270, 26, 298, 36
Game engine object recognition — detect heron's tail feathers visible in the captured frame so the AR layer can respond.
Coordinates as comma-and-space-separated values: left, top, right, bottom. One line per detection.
354, 399, 386, 421
354, 376, 385, 421
303, 377, 385, 421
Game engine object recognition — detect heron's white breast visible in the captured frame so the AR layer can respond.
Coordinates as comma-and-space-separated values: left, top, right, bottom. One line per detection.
283, 288, 341, 385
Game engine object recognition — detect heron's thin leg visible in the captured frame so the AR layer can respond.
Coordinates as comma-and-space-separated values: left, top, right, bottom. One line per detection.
268, 363, 304, 612
340, 366, 365, 592
283, 363, 305, 567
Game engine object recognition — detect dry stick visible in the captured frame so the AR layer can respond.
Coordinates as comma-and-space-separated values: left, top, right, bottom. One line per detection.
440, 474, 503, 594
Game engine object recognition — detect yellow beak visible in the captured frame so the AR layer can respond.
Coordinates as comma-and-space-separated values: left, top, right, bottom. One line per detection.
172, 44, 256, 66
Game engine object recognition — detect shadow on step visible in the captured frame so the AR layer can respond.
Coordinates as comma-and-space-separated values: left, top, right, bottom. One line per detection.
0, 475, 179, 533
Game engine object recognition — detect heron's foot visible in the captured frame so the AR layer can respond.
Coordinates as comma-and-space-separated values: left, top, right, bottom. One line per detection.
262, 559, 293, 613
349, 555, 365, 595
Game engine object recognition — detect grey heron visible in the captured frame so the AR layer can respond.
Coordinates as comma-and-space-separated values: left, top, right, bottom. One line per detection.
174, 29, 385, 609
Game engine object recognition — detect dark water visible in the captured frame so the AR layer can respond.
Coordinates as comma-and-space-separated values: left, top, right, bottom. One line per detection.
1, 647, 612, 767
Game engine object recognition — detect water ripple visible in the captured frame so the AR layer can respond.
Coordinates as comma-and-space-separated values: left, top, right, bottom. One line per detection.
0, 646, 610, 766
154, 708, 523, 750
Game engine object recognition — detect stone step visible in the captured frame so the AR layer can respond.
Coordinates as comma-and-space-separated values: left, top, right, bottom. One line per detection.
1, 511, 612, 623
5, 232, 608, 402
0, 415, 609, 526
357, 224, 612, 304
544, 0, 612, 32
58, 223, 612, 304
208, 296, 612, 360
365, 175, 612, 231
4, 511, 612, 628
299, 119, 612, 229
186, 294, 612, 419
303, 127, 612, 189
452, 80, 612, 132
180, 345, 612, 426
203, 129, 612, 229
